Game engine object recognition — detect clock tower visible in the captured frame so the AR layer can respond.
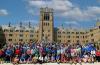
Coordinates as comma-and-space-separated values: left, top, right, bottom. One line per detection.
39, 7, 54, 42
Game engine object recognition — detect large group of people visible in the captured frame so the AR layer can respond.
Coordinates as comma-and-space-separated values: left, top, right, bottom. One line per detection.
0, 42, 100, 65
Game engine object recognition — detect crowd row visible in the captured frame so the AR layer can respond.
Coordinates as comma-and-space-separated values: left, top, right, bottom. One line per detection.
0, 42, 100, 64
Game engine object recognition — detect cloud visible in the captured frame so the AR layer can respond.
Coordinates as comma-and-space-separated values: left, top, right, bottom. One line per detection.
64, 6, 100, 21
13, 19, 39, 27
64, 21, 82, 29
25, 0, 100, 21
26, 0, 73, 15
23, 19, 38, 23
28, 0, 46, 7
65, 21, 79, 25
0, 9, 8, 16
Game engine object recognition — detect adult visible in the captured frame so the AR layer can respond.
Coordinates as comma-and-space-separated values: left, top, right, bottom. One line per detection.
96, 50, 100, 62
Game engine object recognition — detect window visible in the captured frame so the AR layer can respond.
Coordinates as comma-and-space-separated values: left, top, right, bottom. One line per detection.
44, 13, 50, 21
57, 40, 61, 42
86, 40, 88, 42
67, 36, 70, 38
43, 30, 44, 32
48, 23, 49, 26
48, 30, 50, 32
90, 29, 93, 32
19, 39, 23, 41
9, 34, 13, 36
58, 35, 61, 38
58, 32, 61, 34
76, 32, 79, 34
42, 34, 44, 36
63, 32, 65, 34
8, 39, 12, 41
10, 30, 13, 32
77, 40, 79, 42
20, 34, 23, 37
80, 32, 84, 34
44, 23, 49, 26
72, 32, 74, 34
68, 40, 70, 42
30, 35, 33, 37
91, 39, 94, 42
16, 30, 19, 32
48, 34, 50, 37
37, 31, 39, 33
26, 30, 29, 32
26, 35, 27, 37
30, 30, 34, 33
67, 32, 70, 34
91, 34, 93, 37
4, 29, 9, 32
44, 23, 45, 26
20, 30, 23, 32
30, 39, 33, 41
76, 36, 79, 38
46, 23, 48, 26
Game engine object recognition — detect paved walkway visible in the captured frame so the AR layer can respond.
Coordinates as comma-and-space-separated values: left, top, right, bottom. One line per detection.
0, 63, 100, 65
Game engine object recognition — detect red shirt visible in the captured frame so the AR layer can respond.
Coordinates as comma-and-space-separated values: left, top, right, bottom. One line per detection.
15, 49, 20, 55
0, 50, 3, 56
96, 51, 100, 56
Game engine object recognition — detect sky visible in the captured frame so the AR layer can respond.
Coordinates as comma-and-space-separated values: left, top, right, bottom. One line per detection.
0, 0, 100, 29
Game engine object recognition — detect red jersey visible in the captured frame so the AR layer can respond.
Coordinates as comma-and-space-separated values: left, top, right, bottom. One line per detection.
96, 51, 100, 56
15, 49, 20, 55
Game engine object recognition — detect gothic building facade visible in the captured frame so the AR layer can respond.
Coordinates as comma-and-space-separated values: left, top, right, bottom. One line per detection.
0, 7, 100, 45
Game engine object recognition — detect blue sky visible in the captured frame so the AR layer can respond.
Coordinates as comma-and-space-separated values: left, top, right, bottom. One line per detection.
0, 0, 100, 29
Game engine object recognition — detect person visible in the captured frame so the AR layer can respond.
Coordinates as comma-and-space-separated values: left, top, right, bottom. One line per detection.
5, 47, 13, 63
56, 54, 60, 64
27, 55, 32, 64
38, 56, 43, 64
13, 55, 19, 65
0, 49, 4, 64
19, 54, 26, 64
96, 50, 100, 62
15, 48, 21, 56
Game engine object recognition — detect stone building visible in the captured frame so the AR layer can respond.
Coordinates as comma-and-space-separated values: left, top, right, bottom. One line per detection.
0, 7, 100, 45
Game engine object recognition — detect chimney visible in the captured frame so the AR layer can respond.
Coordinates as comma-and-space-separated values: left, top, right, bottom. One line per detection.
20, 22, 22, 27
29, 22, 31, 28
8, 22, 11, 27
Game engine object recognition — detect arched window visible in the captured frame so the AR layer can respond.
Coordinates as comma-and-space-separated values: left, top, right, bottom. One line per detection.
44, 13, 50, 21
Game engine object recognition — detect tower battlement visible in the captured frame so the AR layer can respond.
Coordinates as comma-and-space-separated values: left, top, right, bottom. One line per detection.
40, 7, 53, 13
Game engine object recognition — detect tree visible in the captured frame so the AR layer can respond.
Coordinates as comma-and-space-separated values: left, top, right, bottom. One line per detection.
0, 26, 6, 48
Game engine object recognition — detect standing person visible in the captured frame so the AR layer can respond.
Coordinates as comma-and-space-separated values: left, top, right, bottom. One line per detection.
56, 54, 60, 64
96, 50, 100, 62
15, 48, 21, 56
0, 49, 4, 64
19, 53, 26, 64
13, 55, 19, 65
5, 47, 13, 63
70, 45, 75, 65
27, 55, 32, 64
91, 50, 96, 63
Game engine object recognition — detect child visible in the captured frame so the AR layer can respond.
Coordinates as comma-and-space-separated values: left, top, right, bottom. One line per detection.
56, 54, 60, 64
13, 55, 19, 65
